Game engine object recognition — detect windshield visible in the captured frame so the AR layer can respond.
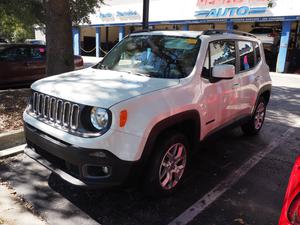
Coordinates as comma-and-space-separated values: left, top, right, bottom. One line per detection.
94, 35, 201, 79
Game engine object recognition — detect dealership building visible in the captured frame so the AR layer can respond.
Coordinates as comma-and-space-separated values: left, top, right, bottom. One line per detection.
70, 0, 300, 73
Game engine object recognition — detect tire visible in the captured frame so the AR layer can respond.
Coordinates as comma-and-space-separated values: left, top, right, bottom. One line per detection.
143, 132, 189, 197
241, 97, 267, 136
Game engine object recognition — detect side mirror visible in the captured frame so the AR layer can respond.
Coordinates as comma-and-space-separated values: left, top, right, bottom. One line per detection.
212, 64, 235, 79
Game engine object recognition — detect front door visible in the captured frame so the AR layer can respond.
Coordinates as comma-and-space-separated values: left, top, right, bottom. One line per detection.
209, 40, 241, 125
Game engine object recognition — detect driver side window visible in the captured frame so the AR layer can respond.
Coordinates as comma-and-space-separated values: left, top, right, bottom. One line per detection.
210, 40, 236, 68
202, 40, 236, 79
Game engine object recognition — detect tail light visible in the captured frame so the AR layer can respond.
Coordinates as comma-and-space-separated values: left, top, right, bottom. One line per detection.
288, 193, 300, 225
75, 57, 83, 67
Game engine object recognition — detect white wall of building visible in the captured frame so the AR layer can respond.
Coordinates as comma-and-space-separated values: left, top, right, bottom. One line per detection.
87, 0, 300, 26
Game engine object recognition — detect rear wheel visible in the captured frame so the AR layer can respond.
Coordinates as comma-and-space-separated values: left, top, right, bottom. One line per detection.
143, 132, 189, 197
242, 97, 266, 135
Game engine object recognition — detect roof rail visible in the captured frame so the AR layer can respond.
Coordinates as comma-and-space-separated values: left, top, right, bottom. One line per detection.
203, 29, 256, 38
131, 28, 167, 34
131, 29, 152, 34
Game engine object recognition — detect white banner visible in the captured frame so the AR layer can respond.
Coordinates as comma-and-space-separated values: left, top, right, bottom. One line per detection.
88, 0, 300, 25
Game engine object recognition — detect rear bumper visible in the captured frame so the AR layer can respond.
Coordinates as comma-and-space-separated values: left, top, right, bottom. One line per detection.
24, 123, 139, 188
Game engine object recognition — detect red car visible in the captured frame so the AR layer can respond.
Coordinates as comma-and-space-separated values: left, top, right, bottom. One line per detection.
0, 44, 83, 89
279, 157, 300, 225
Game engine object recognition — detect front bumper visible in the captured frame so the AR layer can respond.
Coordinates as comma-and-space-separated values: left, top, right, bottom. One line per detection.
24, 123, 139, 188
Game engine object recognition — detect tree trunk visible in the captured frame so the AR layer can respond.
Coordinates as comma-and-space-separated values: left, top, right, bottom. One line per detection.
45, 0, 74, 76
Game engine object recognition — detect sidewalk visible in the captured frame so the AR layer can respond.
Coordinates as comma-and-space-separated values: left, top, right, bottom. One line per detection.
0, 183, 47, 225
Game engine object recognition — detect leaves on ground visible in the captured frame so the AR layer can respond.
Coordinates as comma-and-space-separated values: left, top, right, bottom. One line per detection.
0, 89, 31, 133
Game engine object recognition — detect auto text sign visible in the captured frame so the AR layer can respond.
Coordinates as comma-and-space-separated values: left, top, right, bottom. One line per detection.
195, 0, 270, 18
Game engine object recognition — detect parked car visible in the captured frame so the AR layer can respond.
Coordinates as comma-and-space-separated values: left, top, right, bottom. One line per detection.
279, 156, 300, 225
23, 30, 271, 196
250, 27, 280, 46
0, 44, 83, 89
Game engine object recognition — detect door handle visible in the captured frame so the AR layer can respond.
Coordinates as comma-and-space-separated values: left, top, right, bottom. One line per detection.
255, 75, 262, 81
232, 83, 240, 88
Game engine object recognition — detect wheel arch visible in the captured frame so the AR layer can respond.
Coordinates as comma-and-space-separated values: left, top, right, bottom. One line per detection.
139, 110, 201, 171
252, 84, 272, 114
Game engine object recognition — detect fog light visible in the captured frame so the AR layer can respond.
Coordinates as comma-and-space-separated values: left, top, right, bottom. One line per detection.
83, 165, 110, 178
102, 166, 109, 174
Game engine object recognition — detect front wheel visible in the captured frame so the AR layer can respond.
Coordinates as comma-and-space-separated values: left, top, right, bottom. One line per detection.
241, 97, 267, 136
143, 132, 189, 197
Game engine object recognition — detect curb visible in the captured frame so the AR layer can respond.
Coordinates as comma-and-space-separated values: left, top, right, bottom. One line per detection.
0, 144, 25, 159
0, 129, 25, 151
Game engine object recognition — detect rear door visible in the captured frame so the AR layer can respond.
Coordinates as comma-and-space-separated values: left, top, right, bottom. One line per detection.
210, 40, 241, 125
237, 41, 261, 116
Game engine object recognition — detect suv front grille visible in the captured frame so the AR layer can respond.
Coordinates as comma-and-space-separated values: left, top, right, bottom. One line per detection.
30, 92, 80, 130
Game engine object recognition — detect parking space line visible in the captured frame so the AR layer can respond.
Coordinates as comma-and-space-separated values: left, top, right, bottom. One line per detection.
168, 127, 296, 225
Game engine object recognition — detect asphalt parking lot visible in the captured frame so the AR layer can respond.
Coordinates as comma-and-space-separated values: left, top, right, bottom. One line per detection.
0, 73, 300, 225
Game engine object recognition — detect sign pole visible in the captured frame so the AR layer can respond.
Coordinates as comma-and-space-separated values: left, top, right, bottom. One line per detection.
142, 0, 150, 30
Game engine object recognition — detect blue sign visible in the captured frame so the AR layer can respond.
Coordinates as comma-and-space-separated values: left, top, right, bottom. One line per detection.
195, 6, 267, 18
99, 12, 113, 19
116, 10, 139, 18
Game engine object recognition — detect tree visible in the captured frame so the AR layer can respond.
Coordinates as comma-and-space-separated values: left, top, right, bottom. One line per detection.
0, 0, 103, 76
45, 0, 104, 75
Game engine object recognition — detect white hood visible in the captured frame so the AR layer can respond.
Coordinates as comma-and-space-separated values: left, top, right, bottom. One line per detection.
31, 68, 180, 108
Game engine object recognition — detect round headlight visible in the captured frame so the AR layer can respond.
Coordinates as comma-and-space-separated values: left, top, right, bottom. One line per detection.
90, 107, 109, 130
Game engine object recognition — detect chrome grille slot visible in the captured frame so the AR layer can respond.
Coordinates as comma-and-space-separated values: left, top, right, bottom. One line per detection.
33, 92, 38, 113
29, 92, 80, 131
43, 95, 50, 118
39, 94, 45, 116
63, 102, 71, 127
56, 100, 63, 125
49, 97, 56, 121
37, 94, 43, 115
70, 104, 79, 129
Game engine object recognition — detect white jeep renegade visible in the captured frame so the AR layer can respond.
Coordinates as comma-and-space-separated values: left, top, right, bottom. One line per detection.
24, 30, 272, 196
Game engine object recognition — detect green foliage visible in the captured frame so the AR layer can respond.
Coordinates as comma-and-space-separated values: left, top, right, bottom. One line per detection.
70, 0, 104, 25
267, 0, 274, 8
0, 0, 42, 41
0, 0, 104, 41
0, 8, 34, 42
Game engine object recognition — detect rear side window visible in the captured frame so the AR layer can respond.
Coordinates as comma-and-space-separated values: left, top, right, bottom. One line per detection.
238, 41, 255, 72
254, 42, 261, 63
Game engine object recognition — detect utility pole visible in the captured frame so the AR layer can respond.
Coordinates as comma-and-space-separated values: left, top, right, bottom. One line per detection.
142, 0, 150, 30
